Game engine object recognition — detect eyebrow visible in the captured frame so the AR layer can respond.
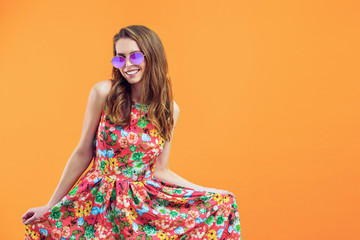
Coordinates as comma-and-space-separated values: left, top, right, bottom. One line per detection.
116, 50, 140, 56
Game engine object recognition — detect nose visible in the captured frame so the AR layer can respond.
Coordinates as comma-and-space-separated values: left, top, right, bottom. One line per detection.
124, 57, 133, 68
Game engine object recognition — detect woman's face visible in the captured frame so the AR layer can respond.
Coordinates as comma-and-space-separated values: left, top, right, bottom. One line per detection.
115, 38, 146, 85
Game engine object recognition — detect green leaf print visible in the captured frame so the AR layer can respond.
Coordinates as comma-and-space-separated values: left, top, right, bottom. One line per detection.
69, 186, 78, 196
62, 210, 72, 219
122, 165, 133, 178
129, 145, 137, 152
133, 195, 140, 205
49, 210, 62, 220
66, 200, 75, 209
157, 199, 168, 206
203, 202, 212, 207
216, 215, 225, 225
118, 154, 129, 163
107, 116, 114, 125
107, 212, 116, 223
55, 221, 63, 228
136, 234, 144, 240
204, 215, 215, 225
163, 188, 173, 195
131, 152, 144, 161
71, 230, 83, 236
169, 210, 179, 218
137, 117, 149, 128
133, 161, 144, 170
144, 224, 158, 235
140, 142, 149, 150
174, 189, 182, 194
119, 221, 125, 230
180, 235, 188, 240
195, 203, 202, 211
52, 206, 60, 212
100, 160, 106, 171
200, 195, 212, 201
103, 130, 108, 141
79, 234, 86, 240
107, 140, 117, 146
83, 221, 89, 230
145, 235, 152, 240
113, 225, 120, 233
95, 193, 105, 204
111, 133, 118, 141
85, 226, 95, 239
91, 186, 99, 196
200, 208, 207, 214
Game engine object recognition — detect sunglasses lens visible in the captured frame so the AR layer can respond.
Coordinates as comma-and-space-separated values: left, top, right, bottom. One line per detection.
130, 52, 144, 65
111, 56, 125, 68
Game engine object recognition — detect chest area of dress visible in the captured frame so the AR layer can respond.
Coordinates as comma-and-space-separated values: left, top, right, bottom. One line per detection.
96, 107, 165, 159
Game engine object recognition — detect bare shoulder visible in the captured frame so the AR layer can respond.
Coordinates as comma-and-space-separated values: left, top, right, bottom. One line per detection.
91, 79, 112, 99
173, 100, 180, 114
173, 100, 180, 126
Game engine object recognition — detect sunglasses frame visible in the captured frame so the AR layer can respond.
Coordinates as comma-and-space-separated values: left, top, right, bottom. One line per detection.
111, 51, 146, 68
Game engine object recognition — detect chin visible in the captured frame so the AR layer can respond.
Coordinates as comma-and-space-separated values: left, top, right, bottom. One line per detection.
126, 78, 143, 85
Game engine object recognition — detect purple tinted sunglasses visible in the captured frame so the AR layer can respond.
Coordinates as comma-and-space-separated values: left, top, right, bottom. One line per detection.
111, 52, 145, 68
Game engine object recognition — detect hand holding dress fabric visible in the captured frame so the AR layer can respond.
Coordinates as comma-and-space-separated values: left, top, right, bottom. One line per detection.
22, 205, 51, 225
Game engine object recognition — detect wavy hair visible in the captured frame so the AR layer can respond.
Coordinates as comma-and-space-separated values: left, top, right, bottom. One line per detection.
105, 25, 174, 141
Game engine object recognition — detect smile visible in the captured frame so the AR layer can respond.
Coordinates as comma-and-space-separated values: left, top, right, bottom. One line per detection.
125, 69, 140, 76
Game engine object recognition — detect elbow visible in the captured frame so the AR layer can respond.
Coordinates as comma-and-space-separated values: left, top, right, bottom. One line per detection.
75, 141, 94, 155
153, 167, 171, 179
74, 145, 94, 161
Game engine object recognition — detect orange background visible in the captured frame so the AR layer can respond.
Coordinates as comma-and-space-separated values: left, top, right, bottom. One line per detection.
1, 0, 359, 239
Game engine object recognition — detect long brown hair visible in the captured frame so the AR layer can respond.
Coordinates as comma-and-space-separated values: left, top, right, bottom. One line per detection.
105, 25, 174, 141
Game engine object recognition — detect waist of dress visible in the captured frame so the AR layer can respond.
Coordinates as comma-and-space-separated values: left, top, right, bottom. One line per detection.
91, 169, 155, 183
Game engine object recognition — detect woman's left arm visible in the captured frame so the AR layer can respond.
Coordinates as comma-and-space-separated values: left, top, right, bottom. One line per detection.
153, 101, 235, 197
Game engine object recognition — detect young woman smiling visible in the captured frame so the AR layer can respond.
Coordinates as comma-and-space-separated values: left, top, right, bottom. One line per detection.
22, 25, 242, 240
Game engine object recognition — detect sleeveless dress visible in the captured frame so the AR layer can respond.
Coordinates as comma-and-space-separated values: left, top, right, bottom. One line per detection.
25, 97, 242, 240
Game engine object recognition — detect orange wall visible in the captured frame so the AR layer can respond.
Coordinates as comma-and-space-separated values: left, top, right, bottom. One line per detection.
1, 0, 359, 239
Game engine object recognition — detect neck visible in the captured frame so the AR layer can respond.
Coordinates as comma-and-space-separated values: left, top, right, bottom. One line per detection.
130, 81, 142, 103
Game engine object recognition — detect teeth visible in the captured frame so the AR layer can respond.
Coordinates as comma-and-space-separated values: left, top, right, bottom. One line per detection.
126, 70, 139, 75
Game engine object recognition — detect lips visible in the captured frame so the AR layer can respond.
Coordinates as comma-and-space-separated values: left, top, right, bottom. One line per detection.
125, 69, 140, 76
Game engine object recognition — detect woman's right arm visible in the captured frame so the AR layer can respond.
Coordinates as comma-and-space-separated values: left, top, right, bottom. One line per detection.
22, 80, 112, 225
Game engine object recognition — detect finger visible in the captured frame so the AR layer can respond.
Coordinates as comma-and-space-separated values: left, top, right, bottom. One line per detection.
22, 211, 34, 221
22, 210, 30, 219
24, 215, 36, 225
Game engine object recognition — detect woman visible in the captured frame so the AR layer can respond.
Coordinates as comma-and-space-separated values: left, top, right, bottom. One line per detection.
22, 25, 242, 240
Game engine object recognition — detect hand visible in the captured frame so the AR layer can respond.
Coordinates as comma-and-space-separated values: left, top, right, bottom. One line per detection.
216, 189, 236, 198
22, 205, 51, 225
207, 188, 236, 198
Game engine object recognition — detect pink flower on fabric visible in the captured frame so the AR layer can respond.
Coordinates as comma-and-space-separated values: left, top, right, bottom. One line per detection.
127, 132, 139, 144
185, 217, 196, 228
50, 229, 61, 239
137, 189, 148, 200
119, 136, 128, 148
61, 227, 71, 238
188, 210, 200, 219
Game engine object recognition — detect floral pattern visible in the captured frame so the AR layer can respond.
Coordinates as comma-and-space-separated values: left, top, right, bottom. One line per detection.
25, 100, 242, 239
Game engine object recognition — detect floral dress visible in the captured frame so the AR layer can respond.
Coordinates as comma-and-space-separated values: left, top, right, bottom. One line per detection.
25, 99, 242, 240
